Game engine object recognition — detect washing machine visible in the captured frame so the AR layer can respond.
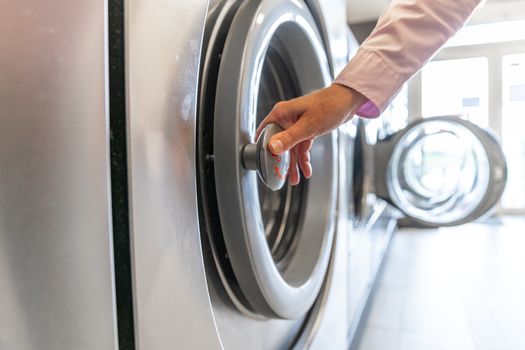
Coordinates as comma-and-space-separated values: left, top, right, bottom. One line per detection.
0, 0, 508, 349
0, 0, 352, 348
126, 0, 354, 349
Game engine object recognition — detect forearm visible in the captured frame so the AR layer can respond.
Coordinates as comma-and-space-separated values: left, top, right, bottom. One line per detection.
336, 0, 481, 118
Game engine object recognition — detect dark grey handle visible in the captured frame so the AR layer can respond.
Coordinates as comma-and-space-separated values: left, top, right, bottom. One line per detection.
242, 123, 290, 191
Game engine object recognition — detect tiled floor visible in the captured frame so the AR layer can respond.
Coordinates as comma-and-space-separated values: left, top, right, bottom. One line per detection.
355, 216, 525, 350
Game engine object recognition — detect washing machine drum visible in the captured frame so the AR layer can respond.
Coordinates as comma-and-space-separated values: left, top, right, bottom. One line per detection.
198, 0, 336, 320
374, 116, 507, 227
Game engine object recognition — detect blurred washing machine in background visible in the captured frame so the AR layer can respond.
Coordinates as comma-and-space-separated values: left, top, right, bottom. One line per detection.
339, 75, 507, 349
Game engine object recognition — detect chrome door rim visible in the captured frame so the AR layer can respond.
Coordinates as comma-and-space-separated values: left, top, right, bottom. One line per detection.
212, 0, 336, 319
384, 116, 507, 227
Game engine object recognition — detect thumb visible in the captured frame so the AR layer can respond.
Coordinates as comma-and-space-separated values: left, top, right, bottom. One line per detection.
268, 124, 310, 155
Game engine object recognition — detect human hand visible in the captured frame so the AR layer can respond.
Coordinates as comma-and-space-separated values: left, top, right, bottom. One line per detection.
256, 84, 366, 185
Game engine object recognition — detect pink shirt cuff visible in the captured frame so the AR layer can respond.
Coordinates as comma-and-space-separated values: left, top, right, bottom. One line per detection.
334, 48, 404, 118
334, 0, 480, 118
356, 100, 381, 118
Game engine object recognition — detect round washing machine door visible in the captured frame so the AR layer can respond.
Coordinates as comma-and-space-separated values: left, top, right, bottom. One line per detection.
198, 0, 337, 320
374, 116, 507, 227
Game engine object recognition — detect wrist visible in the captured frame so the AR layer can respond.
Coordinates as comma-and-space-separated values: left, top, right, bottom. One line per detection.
330, 83, 366, 115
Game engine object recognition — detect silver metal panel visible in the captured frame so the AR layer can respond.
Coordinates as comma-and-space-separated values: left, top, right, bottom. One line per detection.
125, 0, 223, 349
0, 1, 118, 349
309, 229, 349, 350
207, 274, 305, 350
339, 119, 398, 345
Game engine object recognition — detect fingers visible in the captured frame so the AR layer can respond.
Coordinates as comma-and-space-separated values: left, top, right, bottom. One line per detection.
256, 100, 303, 138
288, 150, 300, 186
256, 102, 286, 138
268, 116, 317, 155
297, 140, 313, 179
287, 141, 312, 187
256, 98, 319, 185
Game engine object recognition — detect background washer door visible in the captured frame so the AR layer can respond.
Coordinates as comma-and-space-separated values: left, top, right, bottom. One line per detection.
199, 0, 337, 320
374, 116, 507, 227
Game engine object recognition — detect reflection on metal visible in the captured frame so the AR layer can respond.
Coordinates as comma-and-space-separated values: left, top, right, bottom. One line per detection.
338, 120, 398, 348
126, 0, 224, 348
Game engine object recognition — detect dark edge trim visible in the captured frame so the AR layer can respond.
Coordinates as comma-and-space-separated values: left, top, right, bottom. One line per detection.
108, 1, 135, 349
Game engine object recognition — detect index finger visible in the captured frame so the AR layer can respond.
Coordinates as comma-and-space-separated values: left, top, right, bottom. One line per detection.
256, 100, 302, 138
256, 106, 282, 139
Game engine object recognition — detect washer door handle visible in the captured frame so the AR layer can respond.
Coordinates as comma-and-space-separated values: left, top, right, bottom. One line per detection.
242, 123, 290, 191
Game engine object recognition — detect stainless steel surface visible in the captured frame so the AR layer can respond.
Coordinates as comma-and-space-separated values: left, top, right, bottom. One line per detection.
0, 0, 397, 349
307, 221, 350, 350
125, 0, 223, 349
374, 116, 507, 227
213, 0, 336, 319
339, 117, 398, 346
242, 124, 290, 192
193, 0, 349, 347
347, 208, 397, 350
0, 1, 117, 349
127, 0, 356, 347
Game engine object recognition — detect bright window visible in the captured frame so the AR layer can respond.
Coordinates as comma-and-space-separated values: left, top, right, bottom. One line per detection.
421, 57, 489, 128
501, 54, 525, 210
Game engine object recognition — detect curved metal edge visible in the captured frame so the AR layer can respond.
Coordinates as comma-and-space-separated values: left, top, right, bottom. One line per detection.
198, 0, 267, 321
125, 0, 224, 348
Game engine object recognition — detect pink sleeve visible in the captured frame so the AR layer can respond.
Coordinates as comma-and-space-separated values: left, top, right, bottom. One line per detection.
335, 0, 481, 118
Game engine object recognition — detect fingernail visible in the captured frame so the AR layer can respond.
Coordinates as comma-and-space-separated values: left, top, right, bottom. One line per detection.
305, 163, 312, 178
270, 139, 284, 154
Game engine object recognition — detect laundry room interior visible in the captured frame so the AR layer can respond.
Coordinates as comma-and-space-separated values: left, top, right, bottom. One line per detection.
0, 0, 524, 350
347, 1, 525, 349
